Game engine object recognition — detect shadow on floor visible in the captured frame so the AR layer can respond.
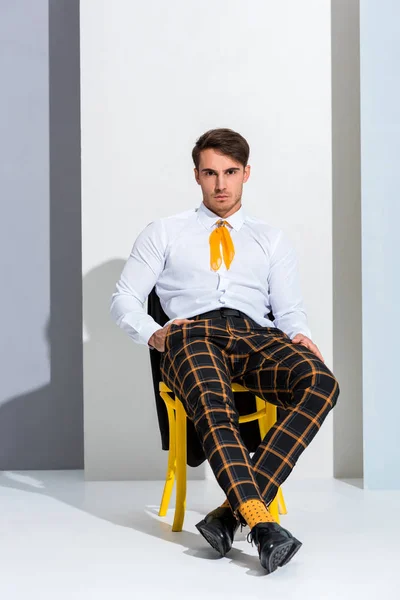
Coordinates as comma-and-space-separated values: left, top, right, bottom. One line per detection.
0, 470, 267, 576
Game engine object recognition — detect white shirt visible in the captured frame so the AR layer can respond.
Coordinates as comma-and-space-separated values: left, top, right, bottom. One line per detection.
110, 202, 312, 346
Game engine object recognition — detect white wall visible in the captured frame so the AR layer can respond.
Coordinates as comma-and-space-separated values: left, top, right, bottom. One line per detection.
80, 0, 333, 481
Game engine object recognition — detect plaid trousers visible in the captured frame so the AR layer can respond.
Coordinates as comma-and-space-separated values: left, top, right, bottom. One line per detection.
160, 315, 340, 516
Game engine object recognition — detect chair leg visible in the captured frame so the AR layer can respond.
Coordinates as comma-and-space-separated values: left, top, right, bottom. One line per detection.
277, 487, 288, 515
159, 405, 177, 517
172, 397, 187, 532
263, 398, 278, 432
255, 396, 269, 439
269, 496, 280, 522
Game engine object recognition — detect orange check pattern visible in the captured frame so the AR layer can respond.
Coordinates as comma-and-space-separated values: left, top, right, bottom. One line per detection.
160, 316, 340, 514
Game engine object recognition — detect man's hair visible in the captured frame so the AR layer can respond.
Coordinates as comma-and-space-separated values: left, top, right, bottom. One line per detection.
192, 128, 250, 170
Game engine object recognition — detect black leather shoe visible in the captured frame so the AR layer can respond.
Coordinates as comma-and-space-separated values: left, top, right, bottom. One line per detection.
247, 522, 302, 574
195, 506, 240, 557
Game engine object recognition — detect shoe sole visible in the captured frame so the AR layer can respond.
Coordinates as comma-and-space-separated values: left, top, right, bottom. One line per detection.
195, 520, 231, 557
260, 538, 302, 574
280, 537, 302, 566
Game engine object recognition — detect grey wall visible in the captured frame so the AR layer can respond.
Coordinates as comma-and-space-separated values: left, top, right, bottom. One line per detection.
331, 0, 363, 478
0, 1, 83, 469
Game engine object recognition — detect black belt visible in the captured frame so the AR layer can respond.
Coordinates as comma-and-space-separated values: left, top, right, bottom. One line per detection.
194, 308, 250, 320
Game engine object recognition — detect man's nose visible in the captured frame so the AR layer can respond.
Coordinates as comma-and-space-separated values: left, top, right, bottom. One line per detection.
215, 176, 227, 191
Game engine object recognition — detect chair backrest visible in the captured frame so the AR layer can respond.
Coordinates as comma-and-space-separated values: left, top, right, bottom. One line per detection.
147, 286, 207, 466
147, 285, 168, 439
147, 286, 169, 327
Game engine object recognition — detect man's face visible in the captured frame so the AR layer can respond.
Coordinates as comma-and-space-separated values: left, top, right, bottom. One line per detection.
194, 148, 251, 218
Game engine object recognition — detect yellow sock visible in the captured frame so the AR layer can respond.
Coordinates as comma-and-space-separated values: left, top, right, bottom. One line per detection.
220, 499, 230, 509
238, 499, 275, 529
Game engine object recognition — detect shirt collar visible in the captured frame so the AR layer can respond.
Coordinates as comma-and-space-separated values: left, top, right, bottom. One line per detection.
196, 202, 245, 232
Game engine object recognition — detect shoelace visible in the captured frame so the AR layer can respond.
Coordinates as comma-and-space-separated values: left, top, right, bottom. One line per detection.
233, 507, 247, 533
246, 525, 271, 547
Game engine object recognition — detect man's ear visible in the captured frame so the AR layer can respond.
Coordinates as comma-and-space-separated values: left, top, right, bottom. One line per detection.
243, 165, 251, 183
194, 168, 200, 185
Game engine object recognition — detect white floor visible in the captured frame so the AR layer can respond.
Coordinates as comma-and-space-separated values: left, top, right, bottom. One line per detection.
0, 472, 399, 600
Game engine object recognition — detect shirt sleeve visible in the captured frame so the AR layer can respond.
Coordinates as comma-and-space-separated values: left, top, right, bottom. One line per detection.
268, 230, 312, 340
110, 220, 166, 346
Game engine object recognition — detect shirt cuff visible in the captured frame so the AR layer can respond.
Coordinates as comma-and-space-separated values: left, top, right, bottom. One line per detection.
137, 322, 164, 347
288, 328, 312, 341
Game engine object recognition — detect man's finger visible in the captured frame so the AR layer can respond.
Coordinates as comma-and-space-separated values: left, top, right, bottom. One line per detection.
301, 341, 324, 362
172, 318, 195, 325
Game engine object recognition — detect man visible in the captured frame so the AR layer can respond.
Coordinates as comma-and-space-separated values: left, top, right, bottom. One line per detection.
110, 128, 340, 574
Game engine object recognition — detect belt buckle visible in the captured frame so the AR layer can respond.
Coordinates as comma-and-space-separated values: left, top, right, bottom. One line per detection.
220, 307, 239, 318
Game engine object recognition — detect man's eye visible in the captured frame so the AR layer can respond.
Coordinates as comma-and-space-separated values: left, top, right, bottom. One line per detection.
206, 171, 215, 176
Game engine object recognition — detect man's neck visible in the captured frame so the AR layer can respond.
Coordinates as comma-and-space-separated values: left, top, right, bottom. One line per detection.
203, 202, 242, 219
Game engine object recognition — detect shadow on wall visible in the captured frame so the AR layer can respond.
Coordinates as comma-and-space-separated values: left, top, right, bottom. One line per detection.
0, 320, 83, 470
82, 259, 204, 480
0, 259, 160, 474
82, 258, 168, 480
0, 258, 204, 479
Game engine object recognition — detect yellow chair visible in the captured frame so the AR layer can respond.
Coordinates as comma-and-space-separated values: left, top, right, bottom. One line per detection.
158, 382, 287, 532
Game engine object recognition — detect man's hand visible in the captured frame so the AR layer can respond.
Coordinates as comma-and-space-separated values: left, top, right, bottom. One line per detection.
148, 319, 195, 352
291, 333, 324, 363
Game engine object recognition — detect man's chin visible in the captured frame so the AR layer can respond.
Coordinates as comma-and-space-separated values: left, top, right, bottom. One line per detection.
204, 197, 241, 216
209, 197, 232, 207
